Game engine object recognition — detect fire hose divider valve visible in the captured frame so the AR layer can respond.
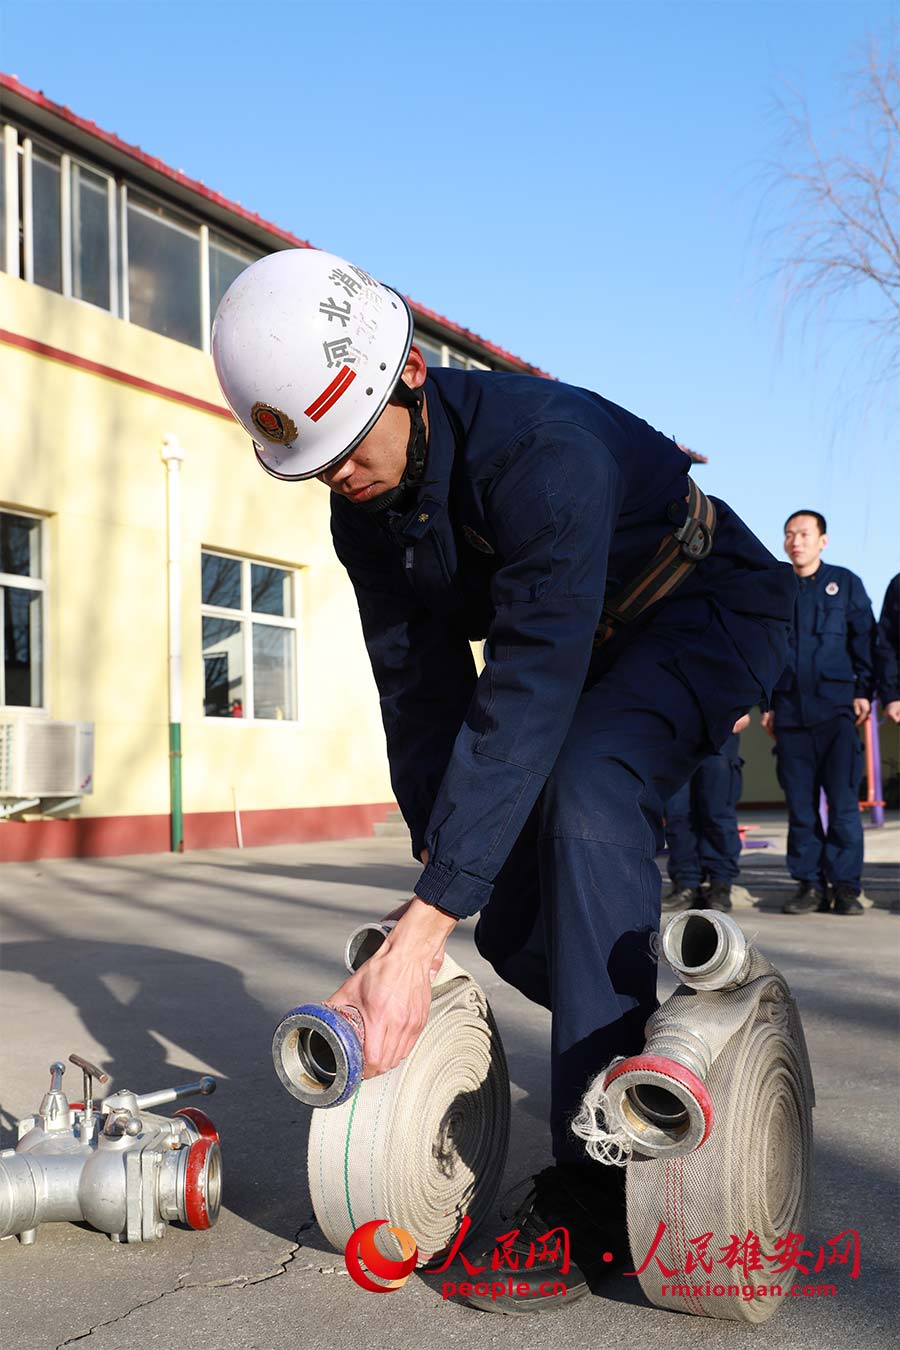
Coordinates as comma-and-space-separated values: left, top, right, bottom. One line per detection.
0, 1055, 223, 1245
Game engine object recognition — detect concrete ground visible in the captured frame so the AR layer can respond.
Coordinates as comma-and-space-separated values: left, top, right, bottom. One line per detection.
0, 813, 897, 1350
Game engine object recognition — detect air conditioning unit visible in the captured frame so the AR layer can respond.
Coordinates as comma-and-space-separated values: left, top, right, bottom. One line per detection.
0, 720, 95, 798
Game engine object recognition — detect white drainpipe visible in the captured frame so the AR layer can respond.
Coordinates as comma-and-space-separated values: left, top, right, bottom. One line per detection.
161, 435, 185, 851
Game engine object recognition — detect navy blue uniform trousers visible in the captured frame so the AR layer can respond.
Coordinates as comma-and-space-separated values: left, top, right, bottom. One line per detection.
665, 732, 743, 886
775, 715, 864, 890
472, 595, 755, 1164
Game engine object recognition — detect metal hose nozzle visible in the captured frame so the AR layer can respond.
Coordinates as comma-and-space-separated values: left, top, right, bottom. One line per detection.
662, 909, 754, 990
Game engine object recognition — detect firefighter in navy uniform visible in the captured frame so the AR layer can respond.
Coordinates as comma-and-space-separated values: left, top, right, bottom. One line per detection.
662, 731, 743, 913
761, 511, 875, 916
212, 250, 795, 1313
875, 573, 900, 724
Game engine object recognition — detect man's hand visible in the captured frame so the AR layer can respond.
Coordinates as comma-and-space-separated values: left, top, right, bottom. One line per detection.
853, 698, 871, 727
883, 700, 900, 725
325, 897, 457, 1078
760, 710, 776, 740
732, 714, 750, 734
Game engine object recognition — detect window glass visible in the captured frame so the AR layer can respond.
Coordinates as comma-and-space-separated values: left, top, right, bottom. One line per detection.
201, 549, 299, 721
209, 236, 257, 323
201, 552, 242, 609
416, 337, 443, 368
0, 512, 41, 578
127, 195, 201, 347
72, 163, 110, 309
202, 616, 245, 717
33, 149, 62, 293
251, 563, 291, 617
253, 623, 295, 720
2, 588, 42, 707
449, 353, 467, 369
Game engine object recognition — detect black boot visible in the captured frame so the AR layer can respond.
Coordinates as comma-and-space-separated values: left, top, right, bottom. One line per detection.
661, 882, 701, 914
832, 885, 864, 916
782, 881, 826, 915
463, 1163, 628, 1314
705, 881, 733, 912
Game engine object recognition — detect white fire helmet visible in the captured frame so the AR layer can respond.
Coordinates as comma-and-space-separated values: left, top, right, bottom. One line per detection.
211, 249, 414, 480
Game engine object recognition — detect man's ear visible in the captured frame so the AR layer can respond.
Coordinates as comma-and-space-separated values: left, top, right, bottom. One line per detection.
820, 533, 829, 551
403, 344, 428, 391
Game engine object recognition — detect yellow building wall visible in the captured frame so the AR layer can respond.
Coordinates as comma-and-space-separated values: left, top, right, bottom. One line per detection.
0, 273, 394, 823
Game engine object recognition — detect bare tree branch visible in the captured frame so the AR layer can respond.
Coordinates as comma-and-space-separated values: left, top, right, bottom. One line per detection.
762, 32, 900, 390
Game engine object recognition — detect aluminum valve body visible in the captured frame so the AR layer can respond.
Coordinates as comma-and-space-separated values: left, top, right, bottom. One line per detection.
0, 1057, 222, 1245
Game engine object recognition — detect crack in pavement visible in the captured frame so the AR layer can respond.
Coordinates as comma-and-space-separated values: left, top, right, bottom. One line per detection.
55, 1222, 315, 1347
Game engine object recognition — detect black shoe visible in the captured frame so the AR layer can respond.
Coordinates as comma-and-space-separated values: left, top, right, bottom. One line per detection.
464, 1163, 628, 1315
705, 881, 733, 912
662, 883, 701, 914
782, 882, 826, 915
832, 886, 864, 916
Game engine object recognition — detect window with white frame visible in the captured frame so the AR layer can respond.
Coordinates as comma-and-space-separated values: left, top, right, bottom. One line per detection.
71, 161, 113, 310
13, 133, 118, 312
415, 332, 492, 371
200, 550, 298, 721
3, 120, 261, 348
127, 192, 202, 347
1, 117, 497, 370
0, 510, 45, 709
31, 145, 63, 293
209, 233, 256, 325
0, 138, 5, 269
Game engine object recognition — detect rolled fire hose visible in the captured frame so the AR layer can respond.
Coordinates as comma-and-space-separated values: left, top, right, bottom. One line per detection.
573, 910, 815, 1324
273, 920, 511, 1265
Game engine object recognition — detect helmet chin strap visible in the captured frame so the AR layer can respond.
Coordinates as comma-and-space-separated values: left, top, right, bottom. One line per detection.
352, 378, 428, 516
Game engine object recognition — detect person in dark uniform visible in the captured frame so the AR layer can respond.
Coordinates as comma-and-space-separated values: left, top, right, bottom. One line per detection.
875, 573, 900, 724
212, 249, 795, 1311
662, 731, 743, 912
761, 511, 875, 916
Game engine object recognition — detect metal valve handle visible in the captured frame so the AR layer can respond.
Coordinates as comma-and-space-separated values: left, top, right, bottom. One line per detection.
69, 1054, 110, 1117
134, 1077, 216, 1111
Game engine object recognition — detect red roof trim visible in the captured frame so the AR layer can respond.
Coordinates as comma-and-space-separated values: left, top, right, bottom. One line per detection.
0, 327, 235, 420
0, 73, 551, 379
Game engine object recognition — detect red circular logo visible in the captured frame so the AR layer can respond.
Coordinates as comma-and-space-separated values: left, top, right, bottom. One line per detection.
344, 1219, 418, 1293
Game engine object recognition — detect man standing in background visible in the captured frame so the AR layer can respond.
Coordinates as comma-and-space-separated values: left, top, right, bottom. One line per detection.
662, 732, 743, 913
762, 512, 875, 916
875, 573, 900, 725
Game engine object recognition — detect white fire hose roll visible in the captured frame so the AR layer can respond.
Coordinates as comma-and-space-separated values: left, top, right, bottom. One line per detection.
308, 922, 511, 1265
574, 911, 815, 1325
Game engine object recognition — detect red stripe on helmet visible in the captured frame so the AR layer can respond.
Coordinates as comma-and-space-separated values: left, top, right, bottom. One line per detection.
304, 365, 356, 421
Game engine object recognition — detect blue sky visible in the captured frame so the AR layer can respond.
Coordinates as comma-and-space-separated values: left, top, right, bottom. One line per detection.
2, 0, 898, 607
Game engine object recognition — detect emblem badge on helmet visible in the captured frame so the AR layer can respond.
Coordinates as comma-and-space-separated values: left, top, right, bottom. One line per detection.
251, 402, 299, 445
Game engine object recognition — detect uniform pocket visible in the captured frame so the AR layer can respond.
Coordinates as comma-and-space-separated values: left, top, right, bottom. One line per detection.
814, 605, 846, 636
817, 669, 854, 702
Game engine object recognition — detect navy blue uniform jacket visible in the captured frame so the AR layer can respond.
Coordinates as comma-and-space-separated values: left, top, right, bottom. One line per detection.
332, 369, 794, 918
875, 573, 900, 706
771, 562, 875, 728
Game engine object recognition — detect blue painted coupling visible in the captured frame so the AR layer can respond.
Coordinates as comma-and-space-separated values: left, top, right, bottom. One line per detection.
271, 1003, 365, 1108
